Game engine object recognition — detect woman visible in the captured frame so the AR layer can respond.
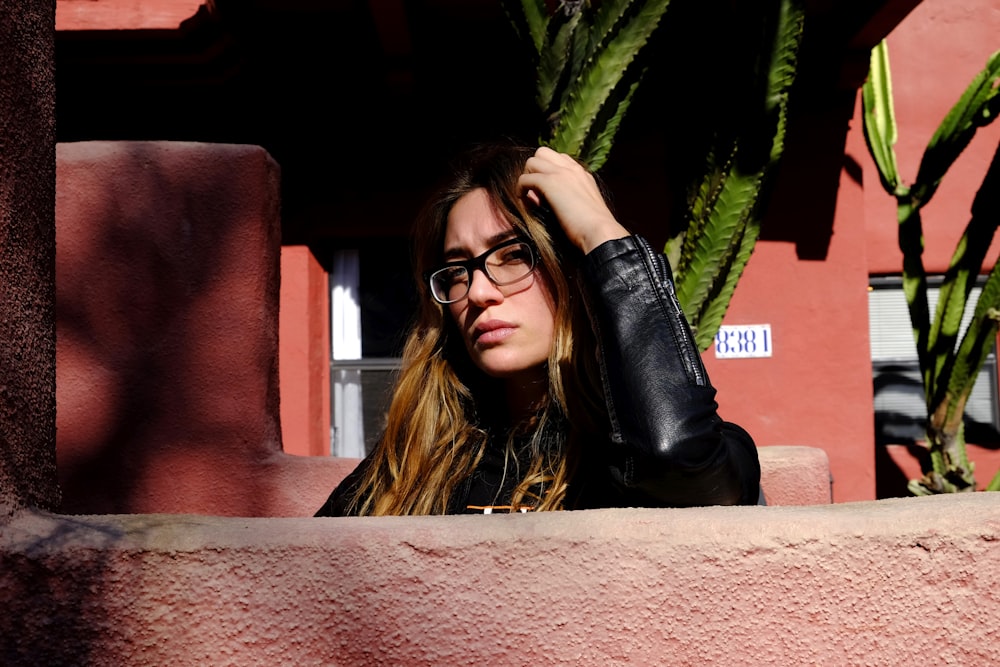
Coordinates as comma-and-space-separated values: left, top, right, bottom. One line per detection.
315, 142, 760, 516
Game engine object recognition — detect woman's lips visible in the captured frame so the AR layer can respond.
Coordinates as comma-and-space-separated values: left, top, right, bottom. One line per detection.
473, 319, 517, 345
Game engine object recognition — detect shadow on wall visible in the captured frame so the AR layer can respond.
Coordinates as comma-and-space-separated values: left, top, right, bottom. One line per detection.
54, 141, 349, 518
0, 514, 119, 665
755, 97, 856, 260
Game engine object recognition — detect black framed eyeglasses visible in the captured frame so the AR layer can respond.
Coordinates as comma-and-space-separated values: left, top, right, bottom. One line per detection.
425, 237, 537, 305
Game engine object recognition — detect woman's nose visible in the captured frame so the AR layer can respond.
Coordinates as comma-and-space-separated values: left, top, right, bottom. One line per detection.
466, 268, 504, 306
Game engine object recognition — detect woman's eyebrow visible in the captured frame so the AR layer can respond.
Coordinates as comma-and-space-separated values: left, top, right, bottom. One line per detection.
442, 230, 519, 261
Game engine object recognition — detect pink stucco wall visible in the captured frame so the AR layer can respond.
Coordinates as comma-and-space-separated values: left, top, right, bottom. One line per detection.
279, 245, 331, 458
0, 0, 59, 515
708, 0, 1000, 500
55, 0, 201, 30
703, 89, 877, 502
54, 141, 350, 517
4, 494, 999, 665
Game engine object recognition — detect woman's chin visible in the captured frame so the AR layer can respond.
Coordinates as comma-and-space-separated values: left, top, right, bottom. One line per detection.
472, 355, 547, 384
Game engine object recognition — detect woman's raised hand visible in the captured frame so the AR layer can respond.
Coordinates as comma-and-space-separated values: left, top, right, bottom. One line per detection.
518, 147, 630, 255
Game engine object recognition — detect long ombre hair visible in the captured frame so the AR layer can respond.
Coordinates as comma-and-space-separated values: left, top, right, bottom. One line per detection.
346, 141, 608, 515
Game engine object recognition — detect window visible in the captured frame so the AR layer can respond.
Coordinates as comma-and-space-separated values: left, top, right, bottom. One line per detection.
869, 276, 1000, 444
330, 242, 416, 457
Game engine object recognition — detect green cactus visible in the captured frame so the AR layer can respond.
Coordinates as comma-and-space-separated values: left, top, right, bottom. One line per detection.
863, 42, 1000, 494
505, 0, 806, 351
665, 0, 805, 350
504, 0, 671, 171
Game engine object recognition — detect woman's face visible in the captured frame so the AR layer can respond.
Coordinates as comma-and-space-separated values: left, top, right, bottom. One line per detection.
442, 188, 556, 388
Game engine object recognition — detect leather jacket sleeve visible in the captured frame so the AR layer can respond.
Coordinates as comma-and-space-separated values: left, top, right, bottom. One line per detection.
580, 234, 761, 507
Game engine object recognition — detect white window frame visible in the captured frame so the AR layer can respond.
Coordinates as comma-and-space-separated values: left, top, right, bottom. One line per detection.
868, 275, 1000, 442
329, 247, 405, 457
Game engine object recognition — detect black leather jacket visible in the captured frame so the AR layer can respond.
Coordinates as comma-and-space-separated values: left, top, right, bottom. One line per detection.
569, 234, 760, 508
315, 235, 760, 516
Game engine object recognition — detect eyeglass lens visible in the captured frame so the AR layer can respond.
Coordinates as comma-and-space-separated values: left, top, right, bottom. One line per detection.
429, 240, 534, 304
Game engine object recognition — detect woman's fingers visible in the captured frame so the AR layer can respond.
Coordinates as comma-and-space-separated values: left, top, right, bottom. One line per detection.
518, 147, 629, 254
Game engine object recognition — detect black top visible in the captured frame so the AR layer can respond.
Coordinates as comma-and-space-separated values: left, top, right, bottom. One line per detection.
457, 440, 533, 513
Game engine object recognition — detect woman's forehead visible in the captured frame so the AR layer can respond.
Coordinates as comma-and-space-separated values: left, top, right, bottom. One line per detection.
443, 189, 517, 254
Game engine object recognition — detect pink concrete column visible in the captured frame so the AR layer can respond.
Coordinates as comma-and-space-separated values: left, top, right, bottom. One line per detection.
55, 141, 284, 515
0, 0, 59, 515
279, 245, 331, 457
54, 141, 353, 517
55, 0, 203, 30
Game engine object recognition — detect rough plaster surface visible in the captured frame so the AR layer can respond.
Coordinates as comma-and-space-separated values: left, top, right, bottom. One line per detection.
53, 141, 350, 517
2, 493, 998, 666
56, 0, 201, 30
758, 445, 831, 505
0, 0, 59, 515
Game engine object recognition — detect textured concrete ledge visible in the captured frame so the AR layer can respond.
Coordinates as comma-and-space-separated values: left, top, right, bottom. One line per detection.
3, 493, 998, 665
759, 444, 831, 505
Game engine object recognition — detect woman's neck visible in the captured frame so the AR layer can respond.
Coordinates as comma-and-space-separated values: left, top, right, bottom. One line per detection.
504, 368, 548, 422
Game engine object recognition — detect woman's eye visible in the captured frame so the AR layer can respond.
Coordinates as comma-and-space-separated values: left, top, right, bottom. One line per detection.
442, 267, 466, 285
496, 247, 530, 264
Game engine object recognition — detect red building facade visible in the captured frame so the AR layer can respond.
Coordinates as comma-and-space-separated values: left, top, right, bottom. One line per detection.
54, 0, 1000, 502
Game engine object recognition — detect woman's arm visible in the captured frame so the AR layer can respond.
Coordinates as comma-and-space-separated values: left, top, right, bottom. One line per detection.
582, 235, 761, 506
521, 146, 760, 506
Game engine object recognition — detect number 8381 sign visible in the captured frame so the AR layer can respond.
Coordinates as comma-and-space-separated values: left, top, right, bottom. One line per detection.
713, 324, 772, 359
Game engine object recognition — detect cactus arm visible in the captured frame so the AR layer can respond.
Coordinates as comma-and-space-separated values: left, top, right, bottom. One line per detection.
987, 470, 1000, 492
910, 134, 1000, 497
537, 10, 583, 122
689, 0, 803, 350
926, 177, 1000, 406
949, 266, 1000, 428
861, 40, 932, 383
669, 146, 726, 280
916, 55, 1000, 403
671, 0, 804, 348
944, 142, 1000, 419
912, 49, 1000, 206
674, 166, 762, 327
863, 41, 1000, 495
762, 0, 803, 163
569, 0, 657, 170
586, 0, 640, 61
897, 202, 932, 388
514, 0, 670, 170
862, 40, 902, 195
920, 263, 1000, 495
928, 239, 982, 407
694, 214, 762, 352
502, 0, 549, 55
550, 0, 671, 158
